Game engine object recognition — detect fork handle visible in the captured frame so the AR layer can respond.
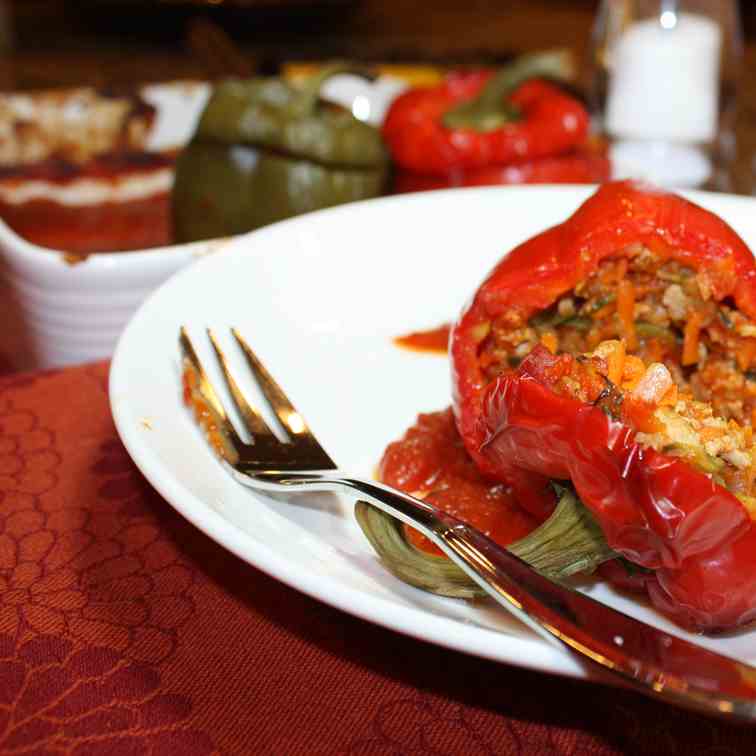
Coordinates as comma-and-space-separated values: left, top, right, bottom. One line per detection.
243, 468, 756, 720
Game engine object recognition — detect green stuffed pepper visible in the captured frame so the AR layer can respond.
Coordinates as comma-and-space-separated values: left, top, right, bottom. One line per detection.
172, 65, 389, 242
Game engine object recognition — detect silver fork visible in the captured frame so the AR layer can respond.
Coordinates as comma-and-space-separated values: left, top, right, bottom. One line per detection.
180, 326, 756, 721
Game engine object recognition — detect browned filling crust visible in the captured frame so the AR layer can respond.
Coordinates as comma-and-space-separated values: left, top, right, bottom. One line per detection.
478, 247, 756, 426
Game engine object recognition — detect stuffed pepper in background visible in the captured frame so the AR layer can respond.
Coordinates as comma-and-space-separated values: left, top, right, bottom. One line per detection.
382, 53, 610, 191
173, 65, 388, 243
449, 180, 756, 631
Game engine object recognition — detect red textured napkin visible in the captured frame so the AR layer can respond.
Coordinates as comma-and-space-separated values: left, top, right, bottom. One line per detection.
1, 363, 755, 755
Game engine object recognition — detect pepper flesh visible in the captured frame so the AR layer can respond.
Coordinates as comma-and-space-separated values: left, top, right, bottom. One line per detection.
451, 181, 756, 477
382, 71, 590, 176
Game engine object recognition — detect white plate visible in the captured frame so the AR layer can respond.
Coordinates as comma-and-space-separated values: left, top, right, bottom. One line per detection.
110, 185, 756, 681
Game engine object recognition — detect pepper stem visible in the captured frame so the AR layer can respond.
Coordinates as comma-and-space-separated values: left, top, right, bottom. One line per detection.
441, 49, 574, 132
355, 500, 483, 598
290, 62, 378, 118
507, 485, 617, 577
355, 484, 617, 598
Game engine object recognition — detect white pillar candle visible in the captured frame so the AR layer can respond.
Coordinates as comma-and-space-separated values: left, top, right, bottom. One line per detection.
606, 12, 722, 144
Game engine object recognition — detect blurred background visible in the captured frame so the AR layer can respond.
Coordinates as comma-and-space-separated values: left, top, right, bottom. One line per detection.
0, 0, 754, 368
0, 1, 752, 189
3, 1, 751, 186
3, 0, 752, 87
3, 1, 606, 90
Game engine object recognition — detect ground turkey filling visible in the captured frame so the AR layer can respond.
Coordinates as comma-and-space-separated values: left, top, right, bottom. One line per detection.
540, 340, 756, 505
479, 247, 756, 427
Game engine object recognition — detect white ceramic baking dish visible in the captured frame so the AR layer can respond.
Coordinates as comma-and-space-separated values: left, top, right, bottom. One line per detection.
0, 81, 215, 371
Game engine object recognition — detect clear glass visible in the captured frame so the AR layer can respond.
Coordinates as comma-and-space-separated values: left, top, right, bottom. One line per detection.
589, 0, 743, 190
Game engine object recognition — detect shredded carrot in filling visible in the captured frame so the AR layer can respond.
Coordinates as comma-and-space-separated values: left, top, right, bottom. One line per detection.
596, 339, 625, 385
616, 279, 638, 350
682, 310, 703, 366
540, 331, 558, 354
747, 453, 756, 493
737, 338, 756, 372
620, 354, 646, 390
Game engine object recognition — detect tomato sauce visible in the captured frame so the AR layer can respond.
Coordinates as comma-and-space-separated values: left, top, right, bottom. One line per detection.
181, 362, 237, 463
0, 152, 176, 254
378, 407, 538, 555
2, 193, 173, 255
394, 324, 450, 354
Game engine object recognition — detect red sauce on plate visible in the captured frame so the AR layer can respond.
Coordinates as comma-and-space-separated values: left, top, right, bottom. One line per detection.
378, 408, 537, 555
394, 323, 450, 354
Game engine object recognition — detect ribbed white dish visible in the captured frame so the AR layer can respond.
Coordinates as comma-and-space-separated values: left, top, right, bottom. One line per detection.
0, 81, 215, 371
0, 223, 230, 369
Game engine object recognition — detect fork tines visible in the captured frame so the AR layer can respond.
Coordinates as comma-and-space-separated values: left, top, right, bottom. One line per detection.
179, 327, 334, 470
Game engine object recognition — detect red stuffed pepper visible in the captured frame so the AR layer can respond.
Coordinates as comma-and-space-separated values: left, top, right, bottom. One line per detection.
382, 62, 590, 177
450, 180, 756, 630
